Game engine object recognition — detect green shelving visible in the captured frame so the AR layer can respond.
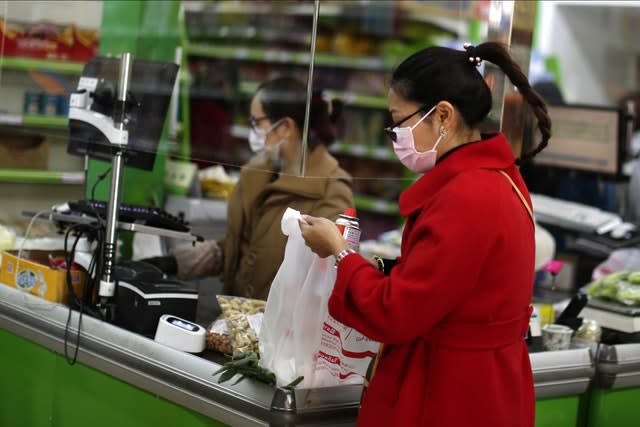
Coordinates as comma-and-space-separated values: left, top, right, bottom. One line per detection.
237, 81, 386, 109
0, 169, 84, 184
0, 114, 68, 129
185, 43, 391, 71
330, 141, 395, 161
0, 56, 85, 74
23, 115, 68, 128
354, 193, 399, 215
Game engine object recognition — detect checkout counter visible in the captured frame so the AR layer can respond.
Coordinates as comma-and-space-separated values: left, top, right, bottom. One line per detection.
0, 282, 618, 427
585, 343, 640, 427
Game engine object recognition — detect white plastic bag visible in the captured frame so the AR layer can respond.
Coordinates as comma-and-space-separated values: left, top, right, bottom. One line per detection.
258, 208, 317, 387
259, 208, 378, 388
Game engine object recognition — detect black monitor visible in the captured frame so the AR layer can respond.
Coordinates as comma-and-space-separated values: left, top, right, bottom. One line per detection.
67, 56, 179, 170
531, 104, 626, 179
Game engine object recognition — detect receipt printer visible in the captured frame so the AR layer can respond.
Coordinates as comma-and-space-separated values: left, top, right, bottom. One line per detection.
115, 277, 198, 337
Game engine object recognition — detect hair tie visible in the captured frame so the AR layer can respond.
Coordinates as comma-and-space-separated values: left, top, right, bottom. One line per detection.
463, 42, 482, 67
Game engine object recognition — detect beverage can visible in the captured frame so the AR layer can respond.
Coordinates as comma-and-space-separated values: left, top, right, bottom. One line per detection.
336, 207, 361, 251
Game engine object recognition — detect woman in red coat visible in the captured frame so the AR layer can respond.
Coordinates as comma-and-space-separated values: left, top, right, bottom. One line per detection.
300, 42, 551, 426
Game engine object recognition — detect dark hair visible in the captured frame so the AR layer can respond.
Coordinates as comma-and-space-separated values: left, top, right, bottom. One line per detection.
256, 76, 343, 150
390, 42, 551, 161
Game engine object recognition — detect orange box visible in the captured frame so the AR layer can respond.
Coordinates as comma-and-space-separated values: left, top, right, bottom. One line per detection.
0, 250, 86, 304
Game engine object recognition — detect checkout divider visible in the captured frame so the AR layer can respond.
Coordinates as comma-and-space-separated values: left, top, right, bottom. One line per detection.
1, 282, 638, 427
584, 343, 640, 427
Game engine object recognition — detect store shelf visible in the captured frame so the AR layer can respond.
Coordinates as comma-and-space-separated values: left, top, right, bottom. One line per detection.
185, 43, 390, 71
330, 142, 395, 161
184, 0, 343, 16
185, 1, 466, 36
23, 115, 68, 129
228, 125, 395, 162
323, 90, 387, 109
354, 193, 399, 216
0, 56, 85, 74
237, 81, 387, 109
0, 113, 68, 129
0, 169, 84, 185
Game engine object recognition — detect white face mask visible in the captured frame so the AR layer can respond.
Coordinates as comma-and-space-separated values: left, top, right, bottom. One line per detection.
248, 119, 283, 153
390, 106, 446, 173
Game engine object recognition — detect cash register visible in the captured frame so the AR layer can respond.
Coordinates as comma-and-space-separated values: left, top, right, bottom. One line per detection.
60, 53, 198, 333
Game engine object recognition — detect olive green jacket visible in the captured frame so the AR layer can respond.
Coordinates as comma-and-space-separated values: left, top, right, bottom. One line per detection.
173, 145, 353, 300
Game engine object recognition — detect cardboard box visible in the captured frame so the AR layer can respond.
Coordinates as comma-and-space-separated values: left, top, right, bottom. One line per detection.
0, 250, 86, 304
0, 132, 48, 169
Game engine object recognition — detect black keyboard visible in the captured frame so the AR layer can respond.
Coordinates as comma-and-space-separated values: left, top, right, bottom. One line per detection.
67, 200, 190, 232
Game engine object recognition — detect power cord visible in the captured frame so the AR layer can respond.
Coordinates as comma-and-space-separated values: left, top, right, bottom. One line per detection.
91, 167, 111, 203
14, 209, 52, 309
62, 222, 104, 365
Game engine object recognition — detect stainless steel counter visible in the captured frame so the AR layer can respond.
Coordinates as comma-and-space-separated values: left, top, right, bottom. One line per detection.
595, 343, 640, 390
0, 283, 599, 426
529, 347, 594, 398
0, 284, 360, 427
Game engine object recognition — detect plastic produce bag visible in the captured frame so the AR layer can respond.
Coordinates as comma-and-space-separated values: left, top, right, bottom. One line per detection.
259, 208, 378, 388
592, 249, 640, 281
217, 295, 266, 355
616, 281, 640, 306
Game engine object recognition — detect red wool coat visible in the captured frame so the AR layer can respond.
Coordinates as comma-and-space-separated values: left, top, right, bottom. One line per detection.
329, 133, 535, 427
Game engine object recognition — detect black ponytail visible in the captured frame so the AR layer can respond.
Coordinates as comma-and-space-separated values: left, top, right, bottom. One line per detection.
474, 42, 551, 161
390, 42, 551, 161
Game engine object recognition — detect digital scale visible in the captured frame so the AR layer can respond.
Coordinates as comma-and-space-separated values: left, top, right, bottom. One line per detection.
580, 298, 640, 334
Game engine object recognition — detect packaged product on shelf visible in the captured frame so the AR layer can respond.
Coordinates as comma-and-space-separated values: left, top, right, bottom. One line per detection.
23, 91, 41, 115
0, 19, 98, 62
0, 131, 48, 169
40, 93, 59, 116
367, 111, 386, 146
216, 295, 266, 355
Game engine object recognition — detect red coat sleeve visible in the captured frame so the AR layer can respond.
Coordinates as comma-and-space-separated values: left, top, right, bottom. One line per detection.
328, 174, 503, 344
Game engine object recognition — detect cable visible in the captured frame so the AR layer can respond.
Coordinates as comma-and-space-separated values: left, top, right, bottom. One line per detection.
63, 223, 88, 364
14, 210, 53, 310
62, 221, 104, 365
91, 167, 111, 202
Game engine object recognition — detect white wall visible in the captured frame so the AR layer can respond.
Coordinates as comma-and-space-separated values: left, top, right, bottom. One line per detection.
537, 1, 640, 105
0, 1, 103, 29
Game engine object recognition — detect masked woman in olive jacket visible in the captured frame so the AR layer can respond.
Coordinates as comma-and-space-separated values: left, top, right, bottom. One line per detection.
157, 77, 353, 300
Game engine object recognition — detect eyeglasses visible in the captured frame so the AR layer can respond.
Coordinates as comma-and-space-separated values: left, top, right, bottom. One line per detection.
249, 115, 270, 129
384, 106, 429, 142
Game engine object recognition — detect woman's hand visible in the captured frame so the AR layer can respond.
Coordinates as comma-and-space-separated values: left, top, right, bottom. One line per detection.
299, 215, 348, 258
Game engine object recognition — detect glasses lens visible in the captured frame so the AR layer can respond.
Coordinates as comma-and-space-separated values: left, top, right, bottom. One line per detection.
384, 127, 397, 142
250, 116, 268, 129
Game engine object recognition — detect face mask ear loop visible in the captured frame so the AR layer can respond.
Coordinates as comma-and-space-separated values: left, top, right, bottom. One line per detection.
409, 105, 437, 131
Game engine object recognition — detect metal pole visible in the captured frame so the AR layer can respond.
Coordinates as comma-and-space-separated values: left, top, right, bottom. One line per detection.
99, 52, 133, 310
100, 151, 123, 293
299, 0, 320, 177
